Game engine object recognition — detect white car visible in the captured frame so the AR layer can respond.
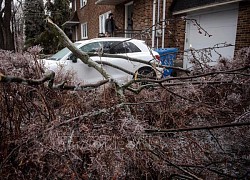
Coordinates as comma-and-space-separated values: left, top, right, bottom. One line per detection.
43, 37, 162, 84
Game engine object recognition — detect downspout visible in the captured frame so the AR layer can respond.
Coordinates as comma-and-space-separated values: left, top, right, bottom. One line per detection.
152, 0, 157, 49
162, 0, 166, 48
157, 0, 160, 49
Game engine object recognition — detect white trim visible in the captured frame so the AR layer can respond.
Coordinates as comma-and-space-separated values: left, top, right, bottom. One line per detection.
75, 26, 78, 41
80, 0, 87, 8
125, 1, 133, 6
152, 0, 156, 48
173, 0, 242, 15
81, 22, 88, 39
125, 1, 134, 38
74, 0, 76, 11
99, 11, 111, 34
162, 0, 166, 48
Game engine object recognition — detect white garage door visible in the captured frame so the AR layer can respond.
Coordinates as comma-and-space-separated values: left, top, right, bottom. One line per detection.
184, 3, 239, 69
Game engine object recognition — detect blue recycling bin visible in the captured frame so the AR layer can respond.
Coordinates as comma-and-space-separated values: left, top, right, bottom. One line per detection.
155, 48, 178, 78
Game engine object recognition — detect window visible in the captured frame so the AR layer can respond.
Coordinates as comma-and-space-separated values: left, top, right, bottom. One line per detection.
75, 26, 78, 41
125, 42, 141, 53
99, 11, 111, 34
81, 23, 88, 39
80, 0, 87, 8
73, 0, 77, 11
103, 41, 141, 54
80, 42, 102, 53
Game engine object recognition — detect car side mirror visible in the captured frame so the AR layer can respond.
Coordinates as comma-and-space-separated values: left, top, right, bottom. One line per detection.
69, 54, 77, 63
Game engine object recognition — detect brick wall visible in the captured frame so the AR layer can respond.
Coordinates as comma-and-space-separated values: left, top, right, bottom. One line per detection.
171, 15, 186, 68
113, 0, 154, 45
71, 0, 249, 52
74, 0, 115, 40
235, 1, 250, 51
72, 0, 178, 48
115, 0, 176, 47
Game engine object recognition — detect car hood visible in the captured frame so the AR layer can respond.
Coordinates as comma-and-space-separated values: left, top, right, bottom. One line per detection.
40, 58, 64, 72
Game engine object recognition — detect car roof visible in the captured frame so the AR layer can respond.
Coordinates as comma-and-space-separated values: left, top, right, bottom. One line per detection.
75, 37, 144, 44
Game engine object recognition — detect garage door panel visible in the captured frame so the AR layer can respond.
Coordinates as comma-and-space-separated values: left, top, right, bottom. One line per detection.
189, 25, 237, 48
200, 9, 238, 28
184, 5, 238, 68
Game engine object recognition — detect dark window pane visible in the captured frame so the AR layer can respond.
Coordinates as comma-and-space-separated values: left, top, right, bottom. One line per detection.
109, 41, 141, 54
127, 42, 141, 52
80, 42, 102, 53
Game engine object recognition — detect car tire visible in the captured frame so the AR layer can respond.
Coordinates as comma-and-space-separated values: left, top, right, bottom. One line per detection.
134, 67, 156, 80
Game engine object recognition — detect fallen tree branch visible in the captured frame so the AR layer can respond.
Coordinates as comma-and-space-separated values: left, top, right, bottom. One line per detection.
122, 65, 250, 88
125, 80, 235, 94
173, 163, 250, 179
165, 65, 250, 81
88, 52, 191, 73
148, 147, 203, 180
0, 71, 110, 90
95, 60, 134, 75
145, 121, 250, 134
46, 17, 111, 80
0, 70, 55, 87
52, 79, 109, 91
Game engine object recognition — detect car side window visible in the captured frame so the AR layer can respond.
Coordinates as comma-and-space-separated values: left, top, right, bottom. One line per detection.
102, 41, 112, 53
108, 41, 141, 54
126, 42, 141, 53
80, 42, 102, 53
110, 42, 128, 54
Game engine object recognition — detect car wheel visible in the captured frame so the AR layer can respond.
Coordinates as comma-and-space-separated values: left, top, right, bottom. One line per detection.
134, 67, 156, 80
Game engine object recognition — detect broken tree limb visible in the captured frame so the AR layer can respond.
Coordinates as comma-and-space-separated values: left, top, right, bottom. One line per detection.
0, 70, 55, 87
46, 17, 111, 80
88, 52, 191, 73
0, 71, 110, 91
53, 79, 109, 91
145, 121, 250, 134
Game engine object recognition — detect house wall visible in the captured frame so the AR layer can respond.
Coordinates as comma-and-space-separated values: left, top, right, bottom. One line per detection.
72, 0, 175, 48
115, 0, 153, 45
73, 0, 115, 40
172, 1, 250, 69
235, 1, 250, 51
170, 15, 185, 68
115, 0, 174, 47
71, 0, 249, 51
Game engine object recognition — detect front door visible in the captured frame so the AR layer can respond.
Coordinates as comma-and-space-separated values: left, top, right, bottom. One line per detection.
125, 2, 134, 38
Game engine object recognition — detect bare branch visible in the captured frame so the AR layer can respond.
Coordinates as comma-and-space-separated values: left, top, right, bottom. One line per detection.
0, 70, 55, 87
145, 121, 250, 134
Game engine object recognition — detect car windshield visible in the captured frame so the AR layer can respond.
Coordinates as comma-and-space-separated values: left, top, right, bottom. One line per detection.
46, 43, 81, 61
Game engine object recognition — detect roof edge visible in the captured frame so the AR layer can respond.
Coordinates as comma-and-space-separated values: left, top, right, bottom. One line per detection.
173, 0, 243, 15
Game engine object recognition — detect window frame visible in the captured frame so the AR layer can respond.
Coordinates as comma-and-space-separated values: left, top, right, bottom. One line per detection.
99, 11, 111, 34
80, 42, 103, 53
81, 22, 88, 40
104, 41, 142, 54
80, 0, 87, 8
73, 0, 77, 11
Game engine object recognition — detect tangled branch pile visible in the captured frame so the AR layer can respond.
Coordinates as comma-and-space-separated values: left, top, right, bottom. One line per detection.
0, 47, 250, 179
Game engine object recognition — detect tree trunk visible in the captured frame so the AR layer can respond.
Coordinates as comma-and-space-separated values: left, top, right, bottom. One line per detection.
0, 0, 15, 51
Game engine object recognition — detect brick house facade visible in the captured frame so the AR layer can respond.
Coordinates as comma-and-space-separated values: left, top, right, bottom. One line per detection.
64, 0, 250, 68
66, 0, 175, 48
235, 1, 250, 51
67, 0, 115, 40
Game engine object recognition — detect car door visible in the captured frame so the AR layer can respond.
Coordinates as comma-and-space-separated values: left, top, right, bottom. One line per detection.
67, 42, 108, 84
102, 41, 145, 81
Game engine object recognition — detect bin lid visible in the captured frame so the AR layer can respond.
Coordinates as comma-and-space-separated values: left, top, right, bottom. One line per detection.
155, 48, 178, 53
